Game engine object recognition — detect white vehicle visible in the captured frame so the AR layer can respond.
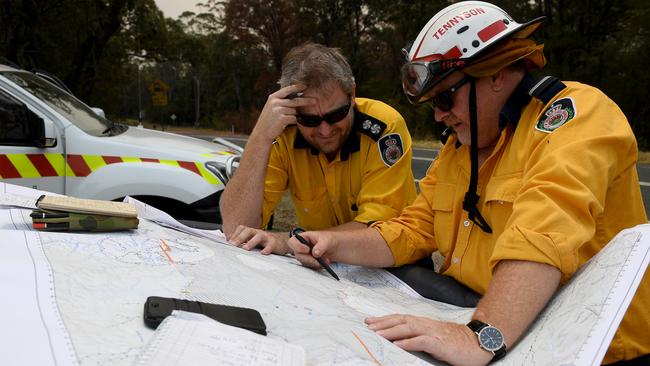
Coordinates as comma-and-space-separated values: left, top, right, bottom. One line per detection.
0, 64, 240, 222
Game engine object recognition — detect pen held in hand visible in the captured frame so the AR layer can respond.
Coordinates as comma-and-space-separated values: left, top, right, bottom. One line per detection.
291, 228, 340, 281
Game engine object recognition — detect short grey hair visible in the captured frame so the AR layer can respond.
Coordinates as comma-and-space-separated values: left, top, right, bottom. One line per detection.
278, 42, 355, 95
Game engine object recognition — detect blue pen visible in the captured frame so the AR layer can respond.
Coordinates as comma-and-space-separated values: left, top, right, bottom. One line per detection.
290, 228, 340, 281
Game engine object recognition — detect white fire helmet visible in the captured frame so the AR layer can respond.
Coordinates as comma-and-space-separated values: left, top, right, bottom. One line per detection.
401, 1, 544, 103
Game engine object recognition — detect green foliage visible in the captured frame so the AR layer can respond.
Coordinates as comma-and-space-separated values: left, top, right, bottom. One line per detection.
1, 0, 648, 148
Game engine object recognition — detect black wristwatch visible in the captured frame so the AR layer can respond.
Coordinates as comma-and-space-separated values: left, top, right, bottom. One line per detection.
467, 320, 507, 362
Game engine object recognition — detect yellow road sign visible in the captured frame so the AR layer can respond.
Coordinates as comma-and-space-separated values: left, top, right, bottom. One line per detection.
152, 93, 168, 107
148, 79, 169, 93
149, 79, 169, 107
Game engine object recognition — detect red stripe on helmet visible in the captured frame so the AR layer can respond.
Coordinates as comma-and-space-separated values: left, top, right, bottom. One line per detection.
67, 154, 92, 177
103, 156, 123, 164
478, 20, 507, 42
0, 155, 21, 178
178, 161, 200, 175
443, 46, 462, 59
141, 158, 160, 163
412, 54, 444, 62
27, 154, 57, 177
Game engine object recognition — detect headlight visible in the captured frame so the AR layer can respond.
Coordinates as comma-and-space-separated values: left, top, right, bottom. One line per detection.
225, 155, 239, 178
205, 161, 229, 185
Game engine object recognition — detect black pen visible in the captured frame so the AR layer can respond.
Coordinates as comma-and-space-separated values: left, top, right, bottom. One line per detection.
30, 210, 69, 219
290, 228, 340, 281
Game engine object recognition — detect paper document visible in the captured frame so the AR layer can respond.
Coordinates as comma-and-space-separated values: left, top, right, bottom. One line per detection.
124, 196, 228, 244
0, 182, 62, 209
0, 230, 78, 365
133, 310, 305, 366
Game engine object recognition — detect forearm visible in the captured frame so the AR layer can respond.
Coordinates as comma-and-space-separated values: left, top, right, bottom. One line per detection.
220, 133, 274, 234
330, 227, 395, 267
473, 260, 561, 348
328, 221, 367, 232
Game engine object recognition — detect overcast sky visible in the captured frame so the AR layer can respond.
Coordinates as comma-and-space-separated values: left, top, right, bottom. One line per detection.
154, 0, 201, 19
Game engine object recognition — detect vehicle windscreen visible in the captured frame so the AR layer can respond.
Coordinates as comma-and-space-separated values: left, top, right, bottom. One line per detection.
1, 71, 112, 136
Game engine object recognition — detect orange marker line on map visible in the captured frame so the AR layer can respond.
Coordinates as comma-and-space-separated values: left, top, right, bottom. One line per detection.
159, 240, 175, 264
351, 330, 383, 366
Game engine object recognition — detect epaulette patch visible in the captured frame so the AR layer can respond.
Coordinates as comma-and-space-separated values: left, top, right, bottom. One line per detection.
378, 133, 404, 167
535, 97, 577, 133
355, 111, 387, 141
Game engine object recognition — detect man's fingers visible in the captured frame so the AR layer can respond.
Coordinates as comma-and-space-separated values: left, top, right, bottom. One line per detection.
229, 225, 251, 246
366, 314, 408, 330
293, 252, 322, 269
260, 246, 273, 255
273, 84, 306, 99
368, 315, 440, 342
374, 321, 420, 341
241, 233, 265, 250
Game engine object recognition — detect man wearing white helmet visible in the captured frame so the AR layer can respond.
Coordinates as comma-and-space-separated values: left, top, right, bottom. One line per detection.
287, 2, 648, 365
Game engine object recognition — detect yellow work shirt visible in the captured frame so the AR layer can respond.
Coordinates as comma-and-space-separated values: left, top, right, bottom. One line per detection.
376, 80, 649, 363
262, 97, 417, 230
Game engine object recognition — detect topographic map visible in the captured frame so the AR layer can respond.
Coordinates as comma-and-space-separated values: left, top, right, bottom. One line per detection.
1, 182, 648, 366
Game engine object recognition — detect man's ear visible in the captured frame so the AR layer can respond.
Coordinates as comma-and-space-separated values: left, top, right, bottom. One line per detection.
490, 69, 506, 92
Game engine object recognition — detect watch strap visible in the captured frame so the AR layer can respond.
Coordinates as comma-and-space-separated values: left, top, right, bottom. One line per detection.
492, 345, 506, 362
467, 319, 487, 332
467, 320, 507, 363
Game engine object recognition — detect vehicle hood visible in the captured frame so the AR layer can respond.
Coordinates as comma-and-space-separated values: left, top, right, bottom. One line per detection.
112, 126, 238, 159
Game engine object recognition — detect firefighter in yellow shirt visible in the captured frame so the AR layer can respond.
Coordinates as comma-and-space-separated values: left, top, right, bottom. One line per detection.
220, 43, 416, 255
287, 2, 648, 365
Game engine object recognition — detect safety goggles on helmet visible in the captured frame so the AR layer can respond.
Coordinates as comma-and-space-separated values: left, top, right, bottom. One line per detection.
296, 98, 351, 127
401, 58, 466, 104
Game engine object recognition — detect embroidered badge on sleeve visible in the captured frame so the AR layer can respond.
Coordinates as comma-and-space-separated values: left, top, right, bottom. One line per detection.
535, 97, 577, 133
378, 133, 404, 167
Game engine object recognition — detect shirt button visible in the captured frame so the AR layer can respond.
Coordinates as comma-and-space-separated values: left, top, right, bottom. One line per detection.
453, 257, 459, 264
463, 220, 471, 227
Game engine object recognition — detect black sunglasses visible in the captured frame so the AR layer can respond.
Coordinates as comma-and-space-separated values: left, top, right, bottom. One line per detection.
430, 77, 469, 112
296, 99, 352, 127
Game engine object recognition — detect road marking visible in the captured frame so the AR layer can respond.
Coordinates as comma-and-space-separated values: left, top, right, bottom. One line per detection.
221, 137, 248, 142
412, 156, 435, 161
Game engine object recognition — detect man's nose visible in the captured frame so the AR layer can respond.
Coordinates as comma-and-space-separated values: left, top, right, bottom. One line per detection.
316, 120, 334, 133
434, 107, 451, 122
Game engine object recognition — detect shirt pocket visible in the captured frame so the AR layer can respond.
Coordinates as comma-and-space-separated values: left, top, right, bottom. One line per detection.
483, 174, 522, 235
292, 186, 331, 230
430, 182, 456, 250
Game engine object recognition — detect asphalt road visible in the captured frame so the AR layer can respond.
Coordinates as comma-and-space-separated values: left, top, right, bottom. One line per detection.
207, 135, 650, 218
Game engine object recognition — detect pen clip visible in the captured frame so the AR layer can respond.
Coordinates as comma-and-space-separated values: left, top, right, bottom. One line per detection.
290, 228, 312, 250
290, 227, 305, 237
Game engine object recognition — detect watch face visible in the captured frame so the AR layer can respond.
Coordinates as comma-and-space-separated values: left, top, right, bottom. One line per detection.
478, 326, 504, 352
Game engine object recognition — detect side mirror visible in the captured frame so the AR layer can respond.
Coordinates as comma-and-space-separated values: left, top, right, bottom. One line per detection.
0, 89, 56, 147
40, 119, 57, 148
91, 107, 106, 118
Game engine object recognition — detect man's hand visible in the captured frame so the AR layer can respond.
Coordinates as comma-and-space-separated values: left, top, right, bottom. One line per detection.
227, 225, 291, 255
366, 315, 492, 366
287, 230, 342, 268
251, 84, 313, 144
